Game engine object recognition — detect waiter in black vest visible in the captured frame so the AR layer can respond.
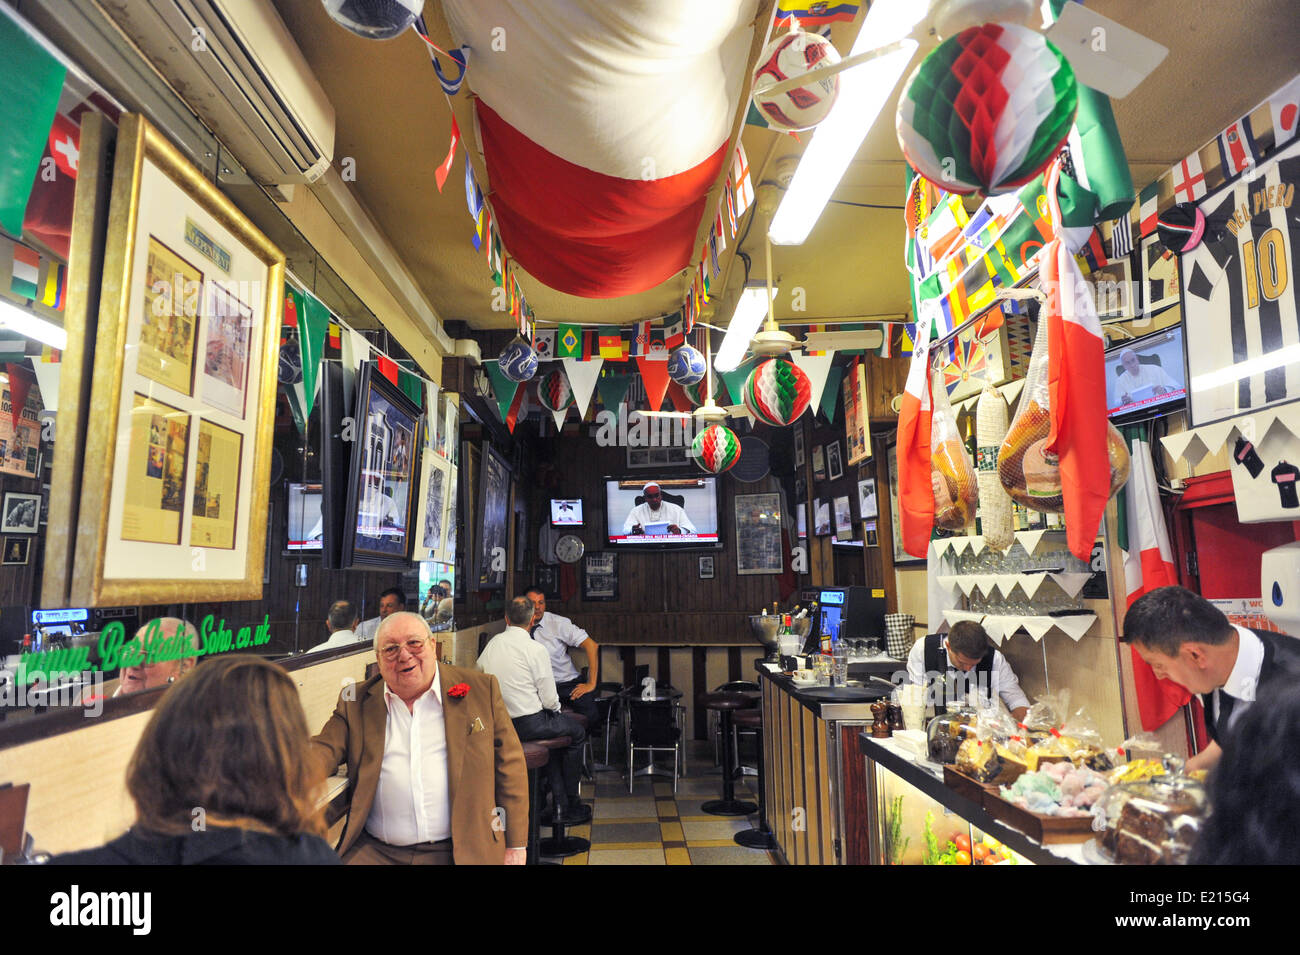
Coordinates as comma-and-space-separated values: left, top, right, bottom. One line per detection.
1122, 585, 1300, 773
905, 620, 1030, 721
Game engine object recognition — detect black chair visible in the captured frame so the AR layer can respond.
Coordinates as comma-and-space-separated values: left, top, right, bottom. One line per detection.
709, 680, 760, 769
732, 709, 776, 850
698, 692, 757, 816
521, 742, 551, 865
633, 490, 686, 508
624, 695, 685, 793
592, 681, 625, 768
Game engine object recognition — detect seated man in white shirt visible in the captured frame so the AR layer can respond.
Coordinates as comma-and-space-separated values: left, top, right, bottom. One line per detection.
622, 482, 696, 536
356, 587, 406, 643
307, 600, 361, 654
905, 621, 1030, 721
524, 586, 599, 726
478, 596, 591, 825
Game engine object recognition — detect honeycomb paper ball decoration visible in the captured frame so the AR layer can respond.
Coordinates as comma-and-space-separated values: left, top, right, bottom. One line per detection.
896, 22, 1078, 197
667, 345, 707, 385
693, 424, 742, 474
322, 0, 423, 40
743, 357, 811, 427
497, 337, 538, 383
537, 369, 574, 412
751, 28, 841, 132
931, 0, 1040, 37
684, 376, 723, 407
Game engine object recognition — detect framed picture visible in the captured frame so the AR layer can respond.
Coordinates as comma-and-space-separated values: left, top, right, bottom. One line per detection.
1141, 233, 1180, 314
1090, 256, 1136, 319
514, 508, 528, 574
413, 450, 452, 564
827, 440, 844, 480
582, 551, 619, 600
1182, 138, 1300, 426
2, 536, 30, 565
793, 425, 806, 469
626, 444, 690, 469
341, 361, 424, 570
476, 443, 511, 589
534, 563, 561, 599
814, 498, 831, 536
698, 555, 715, 580
734, 492, 783, 575
843, 357, 872, 466
2, 493, 40, 534
887, 441, 925, 566
64, 115, 284, 606
858, 477, 878, 520
864, 521, 879, 548
812, 444, 826, 482
0, 380, 42, 478
833, 494, 853, 542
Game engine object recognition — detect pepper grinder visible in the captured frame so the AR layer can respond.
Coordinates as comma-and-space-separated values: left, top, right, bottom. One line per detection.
871, 699, 892, 738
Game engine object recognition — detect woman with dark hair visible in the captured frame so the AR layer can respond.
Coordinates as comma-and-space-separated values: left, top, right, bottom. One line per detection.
1189, 681, 1300, 865
54, 655, 339, 865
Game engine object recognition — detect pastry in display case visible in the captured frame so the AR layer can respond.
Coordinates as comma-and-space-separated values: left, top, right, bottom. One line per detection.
1095, 776, 1207, 865
926, 705, 979, 764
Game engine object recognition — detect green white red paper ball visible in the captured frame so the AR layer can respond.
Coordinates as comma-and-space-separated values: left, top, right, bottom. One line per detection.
667, 345, 707, 385
743, 357, 811, 427
537, 369, 573, 412
895, 22, 1077, 197
693, 424, 741, 473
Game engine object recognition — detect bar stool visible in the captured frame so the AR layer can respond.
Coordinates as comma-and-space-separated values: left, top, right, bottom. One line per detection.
521, 741, 551, 865
698, 692, 757, 817
731, 708, 776, 850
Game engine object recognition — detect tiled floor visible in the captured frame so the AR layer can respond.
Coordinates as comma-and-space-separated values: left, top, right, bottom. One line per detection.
538, 741, 779, 866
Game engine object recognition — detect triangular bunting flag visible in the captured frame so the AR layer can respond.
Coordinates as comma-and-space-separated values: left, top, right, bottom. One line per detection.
636, 356, 671, 411
562, 357, 603, 419
819, 365, 844, 422
376, 355, 400, 386
341, 326, 370, 411
31, 359, 57, 413
666, 381, 692, 414
297, 290, 331, 422
789, 352, 834, 418
398, 367, 424, 409
718, 360, 755, 407
596, 371, 631, 411
484, 361, 522, 425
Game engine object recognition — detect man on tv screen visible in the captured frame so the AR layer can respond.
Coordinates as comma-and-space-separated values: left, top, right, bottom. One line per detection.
622, 482, 695, 536
1111, 348, 1178, 409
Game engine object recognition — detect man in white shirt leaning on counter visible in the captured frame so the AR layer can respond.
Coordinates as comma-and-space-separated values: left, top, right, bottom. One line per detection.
905, 620, 1031, 722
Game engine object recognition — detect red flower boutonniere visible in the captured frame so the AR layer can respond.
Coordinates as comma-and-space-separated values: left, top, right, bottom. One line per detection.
448, 683, 470, 699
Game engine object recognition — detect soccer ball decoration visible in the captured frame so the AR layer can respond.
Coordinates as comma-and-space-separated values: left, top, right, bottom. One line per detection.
498, 337, 538, 383
896, 23, 1078, 197
322, 0, 423, 40
693, 424, 742, 474
742, 357, 811, 427
667, 345, 707, 385
683, 376, 723, 407
751, 27, 841, 132
537, 369, 574, 412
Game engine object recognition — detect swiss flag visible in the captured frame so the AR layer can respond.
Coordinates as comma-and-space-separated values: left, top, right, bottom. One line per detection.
23, 113, 80, 260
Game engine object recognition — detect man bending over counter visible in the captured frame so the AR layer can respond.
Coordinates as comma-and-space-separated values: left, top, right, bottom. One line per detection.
906, 621, 1030, 722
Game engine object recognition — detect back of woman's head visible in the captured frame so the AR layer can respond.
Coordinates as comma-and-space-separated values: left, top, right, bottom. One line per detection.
127, 655, 323, 838
1190, 682, 1300, 864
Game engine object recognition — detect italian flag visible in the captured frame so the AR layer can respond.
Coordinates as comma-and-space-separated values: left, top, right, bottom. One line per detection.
897, 306, 934, 558
1118, 428, 1189, 730
1040, 166, 1111, 562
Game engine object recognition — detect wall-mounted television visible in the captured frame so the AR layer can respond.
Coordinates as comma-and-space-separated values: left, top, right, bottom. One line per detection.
551, 498, 583, 526
286, 482, 323, 552
605, 477, 720, 548
1106, 325, 1186, 420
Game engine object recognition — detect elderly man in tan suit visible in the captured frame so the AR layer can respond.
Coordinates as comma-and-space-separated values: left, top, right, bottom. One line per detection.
312, 611, 529, 864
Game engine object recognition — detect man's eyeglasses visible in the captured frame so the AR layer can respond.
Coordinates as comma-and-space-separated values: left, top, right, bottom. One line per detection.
379, 637, 429, 661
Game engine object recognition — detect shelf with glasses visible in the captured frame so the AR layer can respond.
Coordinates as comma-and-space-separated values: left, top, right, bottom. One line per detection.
941, 609, 1098, 645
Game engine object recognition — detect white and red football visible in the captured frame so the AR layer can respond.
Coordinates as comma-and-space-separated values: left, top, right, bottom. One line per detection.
751, 28, 841, 132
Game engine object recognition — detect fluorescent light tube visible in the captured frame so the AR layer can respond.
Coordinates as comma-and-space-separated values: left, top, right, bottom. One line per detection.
715, 285, 777, 372
767, 0, 923, 246
0, 299, 67, 350
1191, 344, 1300, 393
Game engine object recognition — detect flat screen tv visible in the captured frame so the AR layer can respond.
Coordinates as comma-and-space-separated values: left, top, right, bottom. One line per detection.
551, 498, 583, 526
1105, 325, 1187, 419
286, 482, 323, 552
605, 477, 720, 547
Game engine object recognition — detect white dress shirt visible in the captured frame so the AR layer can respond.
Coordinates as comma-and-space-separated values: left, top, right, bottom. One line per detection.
307, 628, 362, 654
905, 637, 1031, 713
622, 500, 695, 534
1216, 624, 1265, 734
477, 626, 559, 719
529, 611, 590, 684
365, 673, 452, 846
355, 617, 381, 643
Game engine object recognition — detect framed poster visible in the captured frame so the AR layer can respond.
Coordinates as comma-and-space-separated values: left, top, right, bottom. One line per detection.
476, 443, 511, 589
794, 425, 805, 468
442, 463, 459, 566
341, 361, 424, 570
812, 444, 826, 481
534, 563, 561, 599
734, 492, 782, 575
2, 536, 30, 565
858, 477, 878, 520
69, 115, 283, 606
833, 494, 853, 542
0, 381, 43, 478
827, 440, 844, 480
1141, 233, 1180, 314
626, 444, 690, 468
1090, 256, 1136, 319
814, 498, 831, 536
582, 551, 618, 600
698, 555, 715, 579
2, 492, 40, 534
843, 357, 872, 466
413, 450, 452, 564
1182, 137, 1300, 426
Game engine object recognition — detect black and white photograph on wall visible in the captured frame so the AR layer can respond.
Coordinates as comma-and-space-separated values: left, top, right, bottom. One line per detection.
812, 444, 826, 482
476, 443, 511, 590
734, 492, 782, 575
534, 563, 560, 599
698, 555, 714, 580
827, 440, 844, 480
833, 494, 853, 542
2, 536, 29, 565
2, 492, 40, 534
39, 483, 50, 526
814, 498, 831, 536
857, 477, 878, 520
794, 426, 805, 468
582, 551, 618, 600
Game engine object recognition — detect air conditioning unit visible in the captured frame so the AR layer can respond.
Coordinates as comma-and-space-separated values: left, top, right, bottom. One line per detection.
99, 0, 335, 185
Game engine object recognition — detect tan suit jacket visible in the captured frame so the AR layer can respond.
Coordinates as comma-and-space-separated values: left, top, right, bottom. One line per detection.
311, 663, 529, 864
